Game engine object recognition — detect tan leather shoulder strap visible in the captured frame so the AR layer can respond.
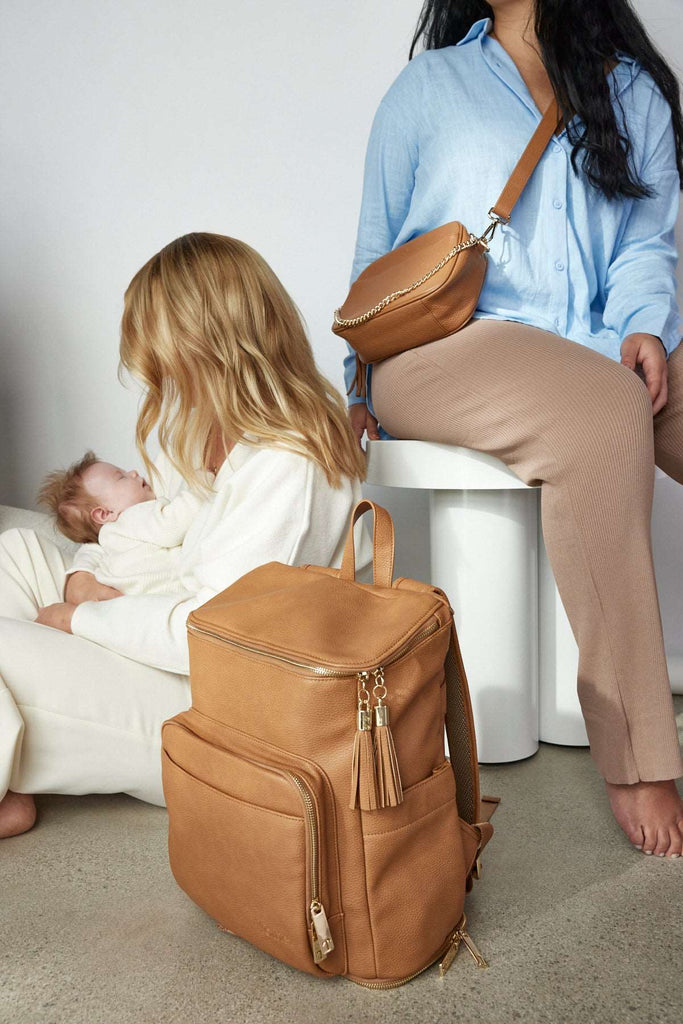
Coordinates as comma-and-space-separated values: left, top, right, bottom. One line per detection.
490, 96, 563, 223
444, 617, 482, 824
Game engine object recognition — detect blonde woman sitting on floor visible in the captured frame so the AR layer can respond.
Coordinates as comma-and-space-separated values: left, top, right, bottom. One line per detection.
0, 231, 371, 838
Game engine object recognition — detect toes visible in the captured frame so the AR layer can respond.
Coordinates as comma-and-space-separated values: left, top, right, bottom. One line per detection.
627, 824, 644, 850
653, 828, 671, 857
641, 826, 657, 855
672, 819, 683, 859
666, 827, 682, 859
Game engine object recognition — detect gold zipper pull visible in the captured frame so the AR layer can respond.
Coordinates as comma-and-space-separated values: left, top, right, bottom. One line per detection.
310, 899, 334, 962
460, 927, 488, 968
438, 930, 462, 976
310, 928, 323, 963
372, 666, 404, 807
439, 916, 489, 975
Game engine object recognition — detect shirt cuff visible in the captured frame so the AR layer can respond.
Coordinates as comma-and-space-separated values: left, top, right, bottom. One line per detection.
70, 601, 103, 642
620, 308, 682, 358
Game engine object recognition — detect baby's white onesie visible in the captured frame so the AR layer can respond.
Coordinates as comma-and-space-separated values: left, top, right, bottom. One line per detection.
78, 488, 206, 596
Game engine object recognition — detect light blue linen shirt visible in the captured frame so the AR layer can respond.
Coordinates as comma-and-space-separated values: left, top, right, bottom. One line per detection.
342, 15, 682, 439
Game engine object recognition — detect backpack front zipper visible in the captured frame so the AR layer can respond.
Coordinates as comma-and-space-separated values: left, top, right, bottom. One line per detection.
185, 612, 444, 970
286, 771, 334, 964
170, 720, 335, 967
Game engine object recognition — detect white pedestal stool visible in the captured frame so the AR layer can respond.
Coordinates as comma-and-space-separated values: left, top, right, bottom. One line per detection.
365, 439, 588, 763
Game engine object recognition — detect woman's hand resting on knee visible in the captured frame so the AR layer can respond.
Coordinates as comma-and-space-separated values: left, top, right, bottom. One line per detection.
35, 602, 77, 632
33, 572, 123, 634
349, 403, 381, 449
620, 333, 668, 415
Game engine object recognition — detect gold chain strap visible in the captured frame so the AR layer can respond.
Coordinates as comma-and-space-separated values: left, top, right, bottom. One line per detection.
333, 230, 489, 329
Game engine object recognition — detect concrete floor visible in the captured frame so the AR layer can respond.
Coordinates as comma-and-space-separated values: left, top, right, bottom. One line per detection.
3, 701, 683, 1024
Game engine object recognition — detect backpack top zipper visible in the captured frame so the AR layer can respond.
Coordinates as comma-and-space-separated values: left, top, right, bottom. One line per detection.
186, 616, 441, 677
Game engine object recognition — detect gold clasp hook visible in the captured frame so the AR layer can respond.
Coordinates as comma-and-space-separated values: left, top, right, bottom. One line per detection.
477, 207, 510, 249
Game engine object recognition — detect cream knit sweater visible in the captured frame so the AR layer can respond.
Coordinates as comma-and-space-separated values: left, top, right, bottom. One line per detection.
79, 487, 208, 597
66, 437, 372, 675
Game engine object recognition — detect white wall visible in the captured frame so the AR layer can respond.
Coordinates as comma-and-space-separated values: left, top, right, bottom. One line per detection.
0, 0, 681, 650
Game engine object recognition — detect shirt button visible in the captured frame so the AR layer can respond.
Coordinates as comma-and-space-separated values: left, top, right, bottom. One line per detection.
554, 317, 561, 327
553, 199, 563, 209
555, 260, 565, 271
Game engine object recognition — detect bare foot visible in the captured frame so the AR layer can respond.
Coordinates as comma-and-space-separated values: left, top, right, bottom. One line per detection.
605, 779, 683, 858
0, 790, 37, 838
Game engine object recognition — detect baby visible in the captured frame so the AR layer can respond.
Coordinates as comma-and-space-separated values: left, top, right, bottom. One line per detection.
37, 450, 207, 596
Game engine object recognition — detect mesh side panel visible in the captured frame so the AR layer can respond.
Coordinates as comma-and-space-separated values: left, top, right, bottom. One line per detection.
444, 640, 476, 825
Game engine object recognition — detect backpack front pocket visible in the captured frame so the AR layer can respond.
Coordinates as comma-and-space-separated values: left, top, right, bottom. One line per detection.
359, 760, 466, 981
161, 720, 342, 976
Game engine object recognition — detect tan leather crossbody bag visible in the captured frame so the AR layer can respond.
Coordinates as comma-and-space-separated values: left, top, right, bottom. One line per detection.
332, 96, 563, 398
161, 499, 500, 988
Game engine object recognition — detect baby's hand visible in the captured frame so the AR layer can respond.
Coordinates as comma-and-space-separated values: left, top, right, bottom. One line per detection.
64, 571, 124, 604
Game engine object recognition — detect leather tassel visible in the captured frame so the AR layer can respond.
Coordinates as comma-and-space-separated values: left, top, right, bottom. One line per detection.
371, 667, 403, 807
345, 353, 367, 400
349, 708, 379, 811
373, 701, 404, 807
357, 354, 367, 399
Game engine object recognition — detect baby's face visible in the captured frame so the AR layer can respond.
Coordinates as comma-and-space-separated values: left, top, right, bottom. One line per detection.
82, 461, 155, 525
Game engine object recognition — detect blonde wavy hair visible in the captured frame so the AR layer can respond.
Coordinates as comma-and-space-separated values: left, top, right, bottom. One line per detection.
119, 232, 366, 497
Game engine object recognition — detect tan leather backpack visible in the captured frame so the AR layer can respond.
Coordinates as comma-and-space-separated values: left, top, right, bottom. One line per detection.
161, 499, 500, 988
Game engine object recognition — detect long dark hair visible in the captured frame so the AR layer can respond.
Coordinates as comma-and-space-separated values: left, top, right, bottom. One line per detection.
410, 0, 683, 201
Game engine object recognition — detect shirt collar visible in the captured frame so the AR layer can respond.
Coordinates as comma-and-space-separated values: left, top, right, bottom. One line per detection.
455, 16, 491, 47
455, 15, 636, 89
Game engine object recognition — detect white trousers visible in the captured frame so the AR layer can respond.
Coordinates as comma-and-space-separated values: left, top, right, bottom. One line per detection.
0, 528, 191, 806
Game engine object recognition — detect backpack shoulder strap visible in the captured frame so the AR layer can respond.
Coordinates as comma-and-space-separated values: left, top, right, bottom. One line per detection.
444, 615, 501, 885
444, 617, 480, 823
445, 617, 501, 825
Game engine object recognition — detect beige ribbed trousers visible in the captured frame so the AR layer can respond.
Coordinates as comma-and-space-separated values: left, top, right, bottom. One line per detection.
371, 318, 683, 785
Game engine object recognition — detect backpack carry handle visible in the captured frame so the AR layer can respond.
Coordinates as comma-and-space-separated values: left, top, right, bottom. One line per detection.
340, 499, 395, 588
